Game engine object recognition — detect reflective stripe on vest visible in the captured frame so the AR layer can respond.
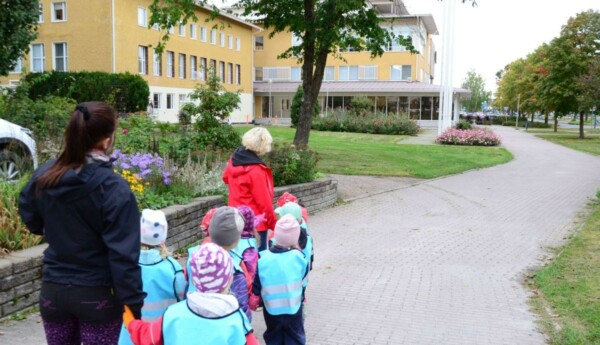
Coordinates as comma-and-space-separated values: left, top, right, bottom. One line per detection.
118, 257, 181, 345
162, 301, 251, 345
258, 249, 307, 315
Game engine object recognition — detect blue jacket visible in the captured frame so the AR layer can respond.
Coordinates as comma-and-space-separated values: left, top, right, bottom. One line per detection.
19, 159, 145, 317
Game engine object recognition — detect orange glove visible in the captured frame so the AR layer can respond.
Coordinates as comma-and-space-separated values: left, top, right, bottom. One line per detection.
123, 305, 135, 329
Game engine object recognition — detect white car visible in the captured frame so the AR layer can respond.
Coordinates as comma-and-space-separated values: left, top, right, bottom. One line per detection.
0, 119, 38, 181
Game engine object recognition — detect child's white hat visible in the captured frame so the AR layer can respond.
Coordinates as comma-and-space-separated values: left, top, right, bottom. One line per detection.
140, 209, 168, 246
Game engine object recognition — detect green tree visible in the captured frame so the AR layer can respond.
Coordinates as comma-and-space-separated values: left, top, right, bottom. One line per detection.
290, 85, 319, 127
461, 70, 491, 112
0, 0, 39, 76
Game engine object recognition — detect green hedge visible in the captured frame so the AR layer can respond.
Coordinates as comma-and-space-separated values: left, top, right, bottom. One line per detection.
312, 112, 420, 135
20, 71, 149, 113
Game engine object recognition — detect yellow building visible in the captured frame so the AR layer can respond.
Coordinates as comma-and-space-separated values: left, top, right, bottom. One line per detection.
1, 0, 260, 123
250, 0, 469, 126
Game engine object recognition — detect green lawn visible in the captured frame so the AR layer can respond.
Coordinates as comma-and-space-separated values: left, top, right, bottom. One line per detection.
533, 197, 600, 344
531, 128, 600, 156
235, 126, 513, 178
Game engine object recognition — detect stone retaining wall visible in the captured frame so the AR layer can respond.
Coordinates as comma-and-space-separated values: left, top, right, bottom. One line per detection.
0, 178, 337, 319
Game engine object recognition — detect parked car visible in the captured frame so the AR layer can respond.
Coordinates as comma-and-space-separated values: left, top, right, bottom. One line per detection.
0, 119, 38, 181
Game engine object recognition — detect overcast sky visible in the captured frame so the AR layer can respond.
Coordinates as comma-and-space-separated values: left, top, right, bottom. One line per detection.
214, 0, 599, 94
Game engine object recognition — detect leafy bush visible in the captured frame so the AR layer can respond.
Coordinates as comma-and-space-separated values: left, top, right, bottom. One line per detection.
2, 93, 76, 141
264, 145, 319, 187
20, 71, 150, 113
502, 119, 552, 128
0, 178, 43, 254
312, 111, 419, 135
455, 120, 472, 130
290, 86, 320, 127
349, 96, 373, 117
436, 128, 502, 146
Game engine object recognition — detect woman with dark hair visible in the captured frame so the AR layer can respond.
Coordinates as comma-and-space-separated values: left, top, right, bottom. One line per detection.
19, 102, 145, 345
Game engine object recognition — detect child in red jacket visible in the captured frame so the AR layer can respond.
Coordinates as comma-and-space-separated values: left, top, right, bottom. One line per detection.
123, 243, 258, 345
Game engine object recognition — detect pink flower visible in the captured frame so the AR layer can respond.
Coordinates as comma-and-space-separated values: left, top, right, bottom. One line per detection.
122, 129, 129, 135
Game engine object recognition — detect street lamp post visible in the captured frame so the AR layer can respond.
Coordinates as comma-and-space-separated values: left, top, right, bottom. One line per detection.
515, 94, 521, 129
268, 79, 272, 124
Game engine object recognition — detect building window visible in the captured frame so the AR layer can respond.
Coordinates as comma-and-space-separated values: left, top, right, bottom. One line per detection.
219, 61, 225, 81
359, 65, 378, 80
168, 26, 174, 34
254, 67, 263, 81
235, 64, 241, 85
153, 93, 161, 109
291, 67, 302, 81
38, 3, 44, 23
220, 32, 225, 47
9, 58, 23, 74
339, 66, 358, 81
138, 7, 147, 27
324, 66, 334, 81
200, 26, 207, 42
179, 94, 187, 108
227, 63, 233, 84
53, 42, 68, 71
178, 23, 185, 37
210, 29, 217, 44
31, 44, 45, 72
138, 46, 148, 75
210, 59, 216, 76
228, 35, 233, 49
153, 23, 160, 31
190, 24, 197, 39
200, 57, 207, 81
292, 33, 302, 47
391, 65, 412, 81
179, 53, 186, 79
255, 36, 264, 50
153, 52, 162, 76
166, 94, 174, 109
190, 55, 197, 80
236, 37, 241, 51
166, 51, 174, 77
52, 2, 66, 22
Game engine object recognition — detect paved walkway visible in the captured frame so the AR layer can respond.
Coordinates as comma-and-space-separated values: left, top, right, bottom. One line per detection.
2, 126, 600, 344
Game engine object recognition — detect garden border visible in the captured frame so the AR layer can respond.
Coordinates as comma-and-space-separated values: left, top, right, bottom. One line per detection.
0, 177, 337, 319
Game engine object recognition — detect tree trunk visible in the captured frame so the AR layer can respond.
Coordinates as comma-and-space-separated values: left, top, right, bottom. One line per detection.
579, 111, 585, 139
544, 112, 548, 125
554, 115, 558, 132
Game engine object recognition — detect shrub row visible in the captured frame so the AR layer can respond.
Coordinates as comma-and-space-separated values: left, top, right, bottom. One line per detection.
264, 144, 319, 187
312, 112, 420, 135
20, 71, 149, 113
436, 128, 502, 146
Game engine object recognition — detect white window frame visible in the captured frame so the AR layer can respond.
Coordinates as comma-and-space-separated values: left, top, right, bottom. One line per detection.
190, 55, 197, 80
138, 46, 148, 75
166, 51, 174, 78
153, 93, 162, 109
178, 23, 185, 37
166, 93, 174, 109
179, 53, 186, 79
31, 43, 45, 73
137, 7, 147, 27
255, 36, 264, 50
153, 52, 162, 76
339, 66, 359, 81
51, 2, 67, 22
390, 65, 412, 81
38, 3, 44, 23
227, 63, 233, 84
53, 42, 68, 72
228, 35, 233, 49
235, 64, 241, 85
190, 24, 197, 39
210, 29, 217, 44
324, 66, 334, 81
9, 58, 23, 74
359, 65, 378, 80
219, 61, 225, 81
152, 23, 160, 31
200, 58, 207, 81
236, 37, 241, 51
178, 94, 186, 108
291, 67, 302, 81
220, 32, 225, 47
200, 26, 207, 42
168, 26, 174, 34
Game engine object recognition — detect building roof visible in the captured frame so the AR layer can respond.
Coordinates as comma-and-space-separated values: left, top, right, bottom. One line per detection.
254, 81, 470, 98
199, 5, 261, 30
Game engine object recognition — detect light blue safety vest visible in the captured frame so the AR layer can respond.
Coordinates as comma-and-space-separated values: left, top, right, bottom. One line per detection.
118, 256, 183, 345
302, 235, 313, 288
162, 301, 252, 345
233, 237, 257, 259
258, 249, 307, 315
187, 245, 243, 295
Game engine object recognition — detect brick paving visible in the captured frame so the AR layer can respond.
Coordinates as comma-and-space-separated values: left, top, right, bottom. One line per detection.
3, 126, 600, 344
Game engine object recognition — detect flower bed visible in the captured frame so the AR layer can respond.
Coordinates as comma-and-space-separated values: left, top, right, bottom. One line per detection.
436, 128, 502, 146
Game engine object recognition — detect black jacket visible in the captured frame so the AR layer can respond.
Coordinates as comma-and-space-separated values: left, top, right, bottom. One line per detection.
19, 159, 146, 317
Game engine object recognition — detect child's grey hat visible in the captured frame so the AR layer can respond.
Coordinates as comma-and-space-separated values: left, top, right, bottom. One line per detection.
208, 206, 244, 247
